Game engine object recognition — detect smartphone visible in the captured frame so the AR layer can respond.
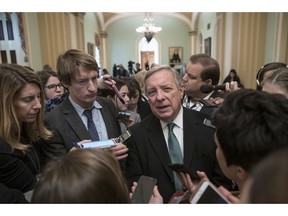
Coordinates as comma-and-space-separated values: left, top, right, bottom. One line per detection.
80, 139, 117, 149
130, 175, 157, 203
168, 163, 200, 180
118, 112, 131, 120
191, 181, 230, 204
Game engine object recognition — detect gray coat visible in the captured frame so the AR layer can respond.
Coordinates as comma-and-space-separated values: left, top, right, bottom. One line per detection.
40, 96, 121, 163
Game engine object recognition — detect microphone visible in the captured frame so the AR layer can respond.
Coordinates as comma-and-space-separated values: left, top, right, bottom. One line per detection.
200, 84, 226, 93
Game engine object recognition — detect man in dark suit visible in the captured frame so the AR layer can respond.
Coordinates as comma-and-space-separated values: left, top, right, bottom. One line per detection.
41, 49, 128, 164
182, 53, 224, 119
125, 65, 232, 203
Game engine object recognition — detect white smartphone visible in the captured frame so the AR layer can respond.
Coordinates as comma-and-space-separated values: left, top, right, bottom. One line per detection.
80, 139, 116, 149
191, 181, 230, 204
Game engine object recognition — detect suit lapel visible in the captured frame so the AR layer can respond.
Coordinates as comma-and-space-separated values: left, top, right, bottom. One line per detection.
146, 116, 174, 179
99, 104, 114, 138
183, 108, 200, 165
61, 98, 90, 140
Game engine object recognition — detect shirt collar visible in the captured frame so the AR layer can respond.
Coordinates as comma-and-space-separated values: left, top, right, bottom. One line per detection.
160, 106, 183, 130
69, 95, 103, 116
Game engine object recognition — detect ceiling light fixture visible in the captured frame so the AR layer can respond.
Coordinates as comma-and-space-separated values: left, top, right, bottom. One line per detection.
136, 13, 162, 43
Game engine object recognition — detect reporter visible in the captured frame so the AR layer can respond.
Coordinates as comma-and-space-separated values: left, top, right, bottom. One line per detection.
40, 49, 128, 164
212, 89, 288, 199
240, 148, 288, 203
36, 70, 67, 112
0, 64, 53, 196
36, 70, 64, 100
182, 54, 223, 118
256, 62, 287, 90
98, 78, 141, 133
32, 148, 130, 203
262, 67, 288, 98
179, 89, 288, 203
44, 74, 115, 112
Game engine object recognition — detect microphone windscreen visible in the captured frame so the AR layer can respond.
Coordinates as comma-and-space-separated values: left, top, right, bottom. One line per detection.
200, 84, 214, 93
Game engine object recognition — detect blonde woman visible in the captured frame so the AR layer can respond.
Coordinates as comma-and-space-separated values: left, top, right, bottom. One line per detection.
0, 64, 52, 194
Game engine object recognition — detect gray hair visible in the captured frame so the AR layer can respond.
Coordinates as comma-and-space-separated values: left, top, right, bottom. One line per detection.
144, 65, 182, 94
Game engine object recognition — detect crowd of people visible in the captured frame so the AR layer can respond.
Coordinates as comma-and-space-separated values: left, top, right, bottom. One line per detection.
1, 48, 288, 204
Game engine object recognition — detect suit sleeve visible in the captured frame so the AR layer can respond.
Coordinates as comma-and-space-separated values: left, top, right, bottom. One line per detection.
0, 183, 28, 203
124, 131, 143, 189
0, 153, 36, 193
40, 112, 70, 165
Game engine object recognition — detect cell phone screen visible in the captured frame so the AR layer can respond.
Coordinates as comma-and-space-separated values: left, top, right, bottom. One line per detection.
131, 175, 157, 203
81, 140, 116, 149
191, 182, 230, 204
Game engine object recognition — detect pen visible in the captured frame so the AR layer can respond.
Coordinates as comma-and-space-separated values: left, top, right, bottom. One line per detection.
111, 83, 125, 104
71, 140, 81, 148
107, 77, 125, 104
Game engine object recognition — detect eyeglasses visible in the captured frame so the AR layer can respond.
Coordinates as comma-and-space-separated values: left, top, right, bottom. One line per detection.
45, 83, 63, 91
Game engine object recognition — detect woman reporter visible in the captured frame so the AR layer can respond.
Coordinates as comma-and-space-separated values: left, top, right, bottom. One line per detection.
0, 64, 53, 195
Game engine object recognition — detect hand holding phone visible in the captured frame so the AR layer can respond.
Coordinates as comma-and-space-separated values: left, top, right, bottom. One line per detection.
118, 112, 131, 120
168, 163, 200, 180
131, 175, 157, 203
80, 139, 117, 149
191, 181, 230, 204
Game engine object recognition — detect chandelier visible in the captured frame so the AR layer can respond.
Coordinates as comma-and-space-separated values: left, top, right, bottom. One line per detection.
136, 13, 162, 43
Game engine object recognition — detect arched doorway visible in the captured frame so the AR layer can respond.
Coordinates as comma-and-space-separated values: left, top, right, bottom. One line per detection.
138, 36, 160, 70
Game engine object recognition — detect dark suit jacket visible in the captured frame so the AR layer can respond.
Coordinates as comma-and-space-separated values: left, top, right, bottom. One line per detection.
0, 183, 28, 203
125, 107, 232, 203
41, 96, 121, 163
137, 95, 152, 120
0, 138, 40, 193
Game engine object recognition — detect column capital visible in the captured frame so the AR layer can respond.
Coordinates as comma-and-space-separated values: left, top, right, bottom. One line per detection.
100, 31, 108, 38
189, 30, 198, 36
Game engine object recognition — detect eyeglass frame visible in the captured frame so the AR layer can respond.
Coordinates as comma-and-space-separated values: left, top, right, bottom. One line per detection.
45, 83, 64, 91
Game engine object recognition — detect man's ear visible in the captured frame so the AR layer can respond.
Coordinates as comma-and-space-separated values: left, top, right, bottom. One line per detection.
179, 85, 185, 98
205, 79, 212, 85
236, 166, 248, 181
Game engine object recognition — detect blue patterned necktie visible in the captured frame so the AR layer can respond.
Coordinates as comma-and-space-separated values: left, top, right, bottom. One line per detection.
83, 108, 100, 141
167, 122, 183, 191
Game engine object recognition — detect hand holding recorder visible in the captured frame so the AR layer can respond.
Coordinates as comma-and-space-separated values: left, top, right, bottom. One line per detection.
70, 130, 132, 160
